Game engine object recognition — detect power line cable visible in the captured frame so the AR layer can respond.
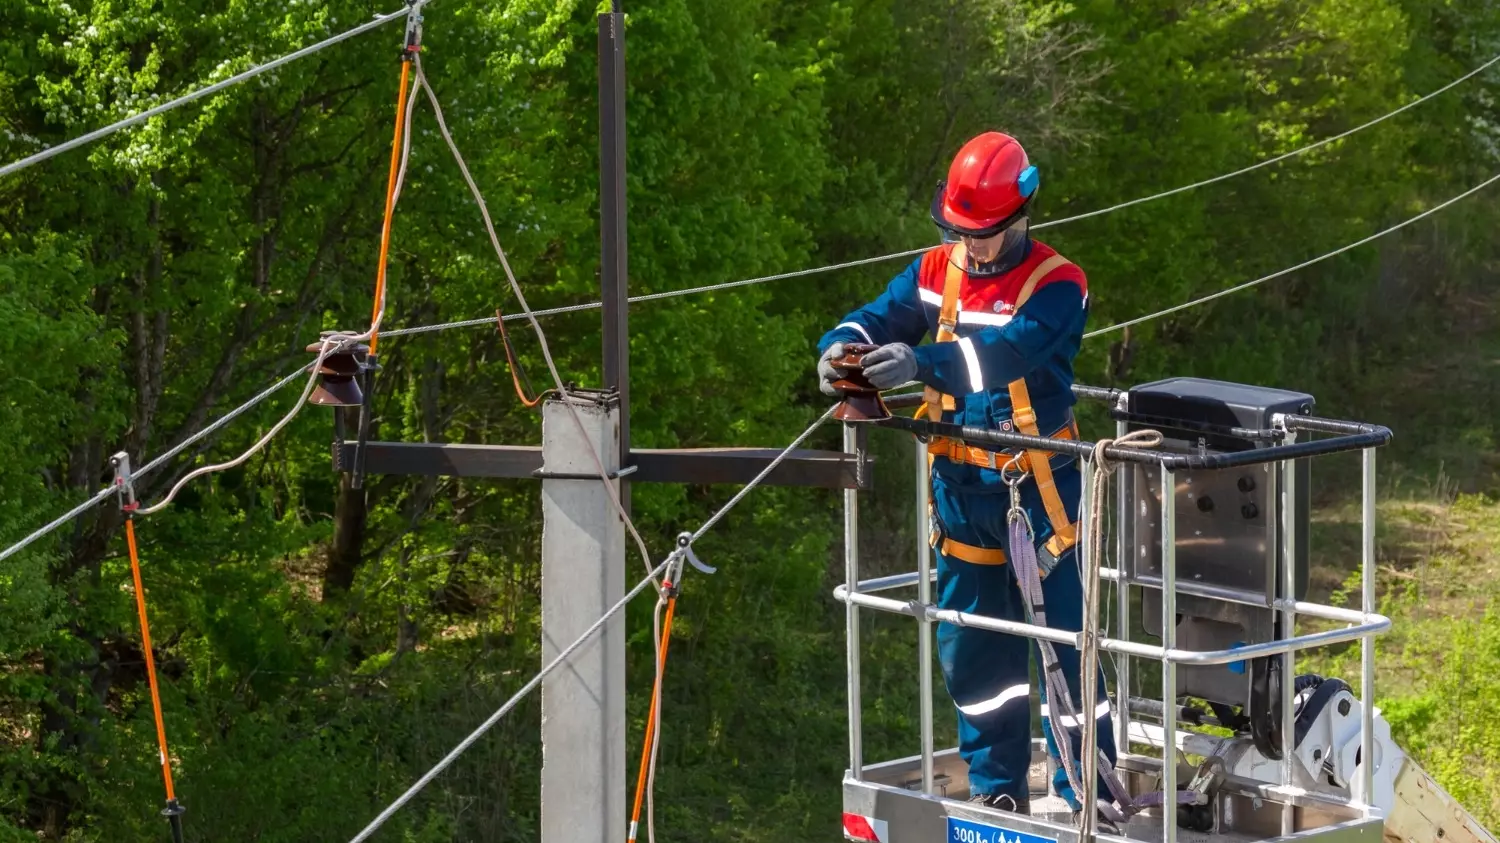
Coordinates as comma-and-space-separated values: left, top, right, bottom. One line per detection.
136, 52, 426, 515
1082, 168, 1500, 339
0, 363, 312, 564
375, 247, 933, 337
0, 6, 427, 554
376, 164, 1500, 353
1035, 52, 1500, 230
377, 50, 1500, 336
0, 4, 421, 180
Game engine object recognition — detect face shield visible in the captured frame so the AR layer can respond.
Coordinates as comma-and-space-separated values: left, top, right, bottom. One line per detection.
940, 216, 1030, 277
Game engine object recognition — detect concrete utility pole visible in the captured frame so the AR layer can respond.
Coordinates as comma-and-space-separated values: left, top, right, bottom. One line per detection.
539, 390, 626, 843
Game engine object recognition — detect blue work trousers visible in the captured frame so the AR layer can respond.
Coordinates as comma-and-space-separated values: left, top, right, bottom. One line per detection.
931, 461, 1118, 808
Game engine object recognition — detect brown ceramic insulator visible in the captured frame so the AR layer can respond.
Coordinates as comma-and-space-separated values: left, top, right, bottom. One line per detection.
832, 391, 890, 423
828, 343, 890, 422
305, 340, 369, 407
310, 377, 365, 407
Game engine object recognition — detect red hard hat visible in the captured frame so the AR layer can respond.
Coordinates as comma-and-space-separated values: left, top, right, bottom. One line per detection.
930, 132, 1039, 237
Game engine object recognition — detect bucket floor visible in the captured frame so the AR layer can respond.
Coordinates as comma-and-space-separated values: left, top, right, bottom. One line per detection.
986, 792, 1260, 843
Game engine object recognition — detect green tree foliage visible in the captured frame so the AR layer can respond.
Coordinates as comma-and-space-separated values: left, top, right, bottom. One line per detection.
1, 0, 1498, 839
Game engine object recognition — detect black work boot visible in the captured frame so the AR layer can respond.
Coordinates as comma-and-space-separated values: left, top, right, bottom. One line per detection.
969, 792, 1031, 815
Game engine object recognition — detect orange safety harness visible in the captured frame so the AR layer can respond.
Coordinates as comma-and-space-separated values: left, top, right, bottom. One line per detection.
917, 243, 1081, 568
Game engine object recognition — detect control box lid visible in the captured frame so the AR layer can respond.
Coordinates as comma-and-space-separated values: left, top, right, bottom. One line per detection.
1123, 377, 1315, 435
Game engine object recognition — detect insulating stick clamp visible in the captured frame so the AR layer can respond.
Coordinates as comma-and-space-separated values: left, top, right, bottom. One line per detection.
401, 0, 424, 60
679, 533, 716, 576
109, 451, 139, 513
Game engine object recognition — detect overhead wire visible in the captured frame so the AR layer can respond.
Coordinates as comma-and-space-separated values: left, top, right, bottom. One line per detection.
0, 363, 312, 564
0, 3, 430, 557
1033, 51, 1500, 230
377, 249, 935, 339
376, 162, 1500, 358
369, 157, 1500, 361
0, 4, 422, 180
1082, 168, 1500, 340
376, 48, 1500, 338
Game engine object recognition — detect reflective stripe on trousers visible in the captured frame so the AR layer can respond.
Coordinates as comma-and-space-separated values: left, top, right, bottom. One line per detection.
932, 462, 1118, 807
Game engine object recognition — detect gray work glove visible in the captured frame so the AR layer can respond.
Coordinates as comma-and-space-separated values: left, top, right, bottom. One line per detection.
816, 342, 846, 396
860, 342, 918, 389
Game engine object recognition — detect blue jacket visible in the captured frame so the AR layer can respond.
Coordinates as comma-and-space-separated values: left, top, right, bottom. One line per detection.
817, 240, 1089, 491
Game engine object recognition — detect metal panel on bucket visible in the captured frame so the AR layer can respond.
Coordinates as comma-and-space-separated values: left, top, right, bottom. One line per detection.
1116, 378, 1313, 708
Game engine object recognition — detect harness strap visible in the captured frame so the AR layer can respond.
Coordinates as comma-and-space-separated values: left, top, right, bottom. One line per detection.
1007, 254, 1078, 555
922, 243, 966, 421
1015, 254, 1070, 310
933, 534, 1009, 566
919, 251, 1071, 424
930, 520, 1071, 574
927, 416, 1078, 471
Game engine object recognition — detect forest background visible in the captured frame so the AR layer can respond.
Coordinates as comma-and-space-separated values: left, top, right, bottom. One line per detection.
2, 0, 1499, 839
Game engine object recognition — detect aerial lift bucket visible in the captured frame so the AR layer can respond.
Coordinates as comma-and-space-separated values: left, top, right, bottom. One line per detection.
833, 377, 1495, 843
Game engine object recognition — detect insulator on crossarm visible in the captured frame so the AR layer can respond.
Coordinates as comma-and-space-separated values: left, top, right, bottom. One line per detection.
305, 335, 371, 407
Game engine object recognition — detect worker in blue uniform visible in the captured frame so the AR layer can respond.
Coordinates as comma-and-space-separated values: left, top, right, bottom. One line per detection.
815, 131, 1119, 829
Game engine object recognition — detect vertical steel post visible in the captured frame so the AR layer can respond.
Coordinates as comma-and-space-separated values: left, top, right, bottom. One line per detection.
1280, 458, 1298, 836
1114, 419, 1132, 754
1161, 464, 1178, 843
915, 440, 935, 793
845, 423, 863, 781
1360, 448, 1377, 812
598, 10, 630, 510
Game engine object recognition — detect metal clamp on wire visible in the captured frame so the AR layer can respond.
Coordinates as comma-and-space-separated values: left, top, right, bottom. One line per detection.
401, 0, 424, 60
110, 451, 139, 514
663, 532, 715, 597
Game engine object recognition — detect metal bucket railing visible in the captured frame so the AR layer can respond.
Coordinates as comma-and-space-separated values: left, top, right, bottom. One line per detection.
832, 386, 1391, 843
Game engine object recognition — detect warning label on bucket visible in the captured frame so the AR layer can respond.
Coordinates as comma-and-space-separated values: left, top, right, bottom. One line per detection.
947, 816, 1058, 843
